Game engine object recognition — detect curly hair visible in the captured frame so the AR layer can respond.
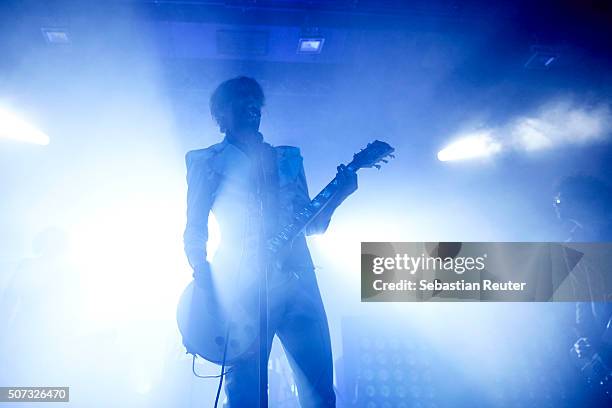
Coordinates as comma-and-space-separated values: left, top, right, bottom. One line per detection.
209, 76, 265, 125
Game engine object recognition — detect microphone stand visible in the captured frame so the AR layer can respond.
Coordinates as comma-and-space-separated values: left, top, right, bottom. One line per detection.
255, 146, 270, 408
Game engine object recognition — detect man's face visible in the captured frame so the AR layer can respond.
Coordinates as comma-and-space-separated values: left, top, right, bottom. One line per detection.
223, 95, 262, 133
554, 192, 590, 240
553, 192, 586, 224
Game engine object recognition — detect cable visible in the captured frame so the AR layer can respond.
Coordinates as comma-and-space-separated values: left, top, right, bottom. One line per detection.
213, 356, 225, 407
191, 354, 233, 379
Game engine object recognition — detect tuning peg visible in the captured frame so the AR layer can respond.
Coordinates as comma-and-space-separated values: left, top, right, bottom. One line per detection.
389, 154, 396, 159
374, 164, 381, 170
381, 159, 388, 163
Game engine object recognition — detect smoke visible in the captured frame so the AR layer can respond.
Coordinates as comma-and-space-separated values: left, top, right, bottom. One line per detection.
439, 99, 612, 161
509, 100, 612, 151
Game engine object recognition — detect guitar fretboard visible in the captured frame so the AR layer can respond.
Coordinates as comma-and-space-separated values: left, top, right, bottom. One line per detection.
265, 139, 394, 255
266, 163, 357, 254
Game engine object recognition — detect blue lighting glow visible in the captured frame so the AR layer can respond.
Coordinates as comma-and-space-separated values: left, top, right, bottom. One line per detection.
0, 106, 49, 145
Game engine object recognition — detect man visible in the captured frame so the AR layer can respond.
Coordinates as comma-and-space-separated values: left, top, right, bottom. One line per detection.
554, 175, 612, 326
183, 76, 357, 407
555, 175, 612, 402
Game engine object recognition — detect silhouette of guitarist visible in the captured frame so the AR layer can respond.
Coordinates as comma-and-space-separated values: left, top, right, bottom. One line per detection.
183, 76, 357, 407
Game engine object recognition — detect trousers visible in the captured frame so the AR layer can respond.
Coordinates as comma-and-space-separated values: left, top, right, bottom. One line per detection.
223, 270, 336, 407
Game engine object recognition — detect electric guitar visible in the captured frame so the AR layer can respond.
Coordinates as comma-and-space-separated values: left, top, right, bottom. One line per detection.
176, 140, 395, 364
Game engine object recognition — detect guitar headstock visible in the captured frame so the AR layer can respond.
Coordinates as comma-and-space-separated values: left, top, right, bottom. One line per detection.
350, 140, 395, 170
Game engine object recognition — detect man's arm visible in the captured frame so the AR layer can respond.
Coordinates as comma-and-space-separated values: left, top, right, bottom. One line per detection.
183, 150, 217, 274
294, 156, 357, 236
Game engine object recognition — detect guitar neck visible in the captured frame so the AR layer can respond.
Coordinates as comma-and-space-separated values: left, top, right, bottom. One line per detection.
266, 161, 358, 254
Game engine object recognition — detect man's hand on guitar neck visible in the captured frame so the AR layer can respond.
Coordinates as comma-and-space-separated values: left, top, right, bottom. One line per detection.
333, 164, 358, 202
574, 337, 594, 359
304, 164, 358, 236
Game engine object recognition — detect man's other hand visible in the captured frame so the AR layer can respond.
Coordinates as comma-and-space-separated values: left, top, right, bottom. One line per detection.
193, 261, 213, 291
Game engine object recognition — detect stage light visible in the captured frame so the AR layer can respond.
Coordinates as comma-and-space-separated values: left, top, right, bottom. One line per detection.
41, 27, 71, 44
0, 106, 49, 145
437, 131, 501, 162
297, 38, 325, 54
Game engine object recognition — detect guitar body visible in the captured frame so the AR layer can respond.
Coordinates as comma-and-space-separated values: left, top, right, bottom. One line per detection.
176, 140, 395, 364
177, 247, 293, 364
177, 280, 259, 365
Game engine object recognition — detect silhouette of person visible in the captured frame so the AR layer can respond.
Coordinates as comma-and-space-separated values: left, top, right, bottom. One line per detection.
183, 76, 357, 406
